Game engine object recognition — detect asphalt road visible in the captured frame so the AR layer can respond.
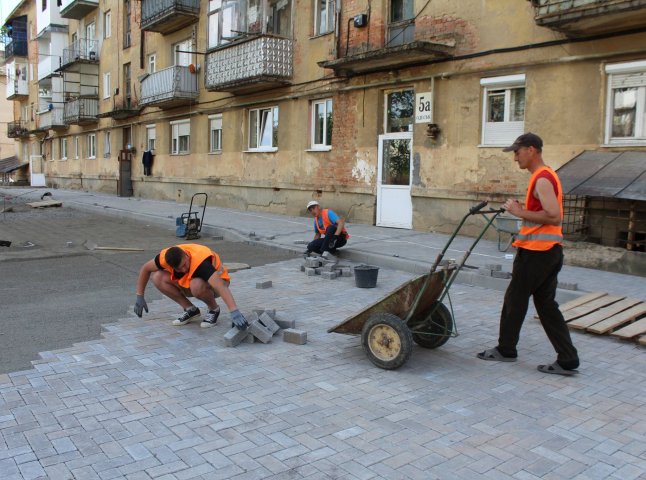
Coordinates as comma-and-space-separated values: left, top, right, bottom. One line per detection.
0, 201, 295, 373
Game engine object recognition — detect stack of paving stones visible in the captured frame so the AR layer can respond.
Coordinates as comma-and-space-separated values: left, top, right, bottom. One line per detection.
224, 309, 307, 347
300, 256, 353, 280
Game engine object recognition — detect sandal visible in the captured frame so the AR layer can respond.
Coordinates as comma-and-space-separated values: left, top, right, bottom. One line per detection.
537, 362, 578, 376
476, 348, 517, 362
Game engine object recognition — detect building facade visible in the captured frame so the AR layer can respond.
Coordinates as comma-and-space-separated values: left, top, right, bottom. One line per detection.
4, 0, 646, 245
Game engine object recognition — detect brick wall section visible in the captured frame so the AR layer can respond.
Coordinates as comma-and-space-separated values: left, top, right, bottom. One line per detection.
416, 15, 477, 53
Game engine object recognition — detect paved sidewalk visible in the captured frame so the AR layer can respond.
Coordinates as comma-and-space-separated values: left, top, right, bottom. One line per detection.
1, 258, 645, 479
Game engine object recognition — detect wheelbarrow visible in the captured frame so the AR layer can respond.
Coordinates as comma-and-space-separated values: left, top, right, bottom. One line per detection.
491, 214, 521, 252
328, 201, 504, 370
176, 193, 207, 240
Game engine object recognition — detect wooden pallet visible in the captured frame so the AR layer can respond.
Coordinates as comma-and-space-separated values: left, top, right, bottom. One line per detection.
558, 291, 646, 344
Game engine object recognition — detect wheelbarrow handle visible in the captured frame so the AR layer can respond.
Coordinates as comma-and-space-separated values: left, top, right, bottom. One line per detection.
469, 201, 488, 214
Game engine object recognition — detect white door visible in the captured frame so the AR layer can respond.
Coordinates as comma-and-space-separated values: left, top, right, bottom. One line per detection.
86, 22, 95, 56
173, 39, 192, 66
376, 132, 413, 229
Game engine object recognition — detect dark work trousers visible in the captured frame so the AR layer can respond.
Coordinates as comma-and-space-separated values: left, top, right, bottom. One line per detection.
307, 225, 347, 254
497, 244, 579, 370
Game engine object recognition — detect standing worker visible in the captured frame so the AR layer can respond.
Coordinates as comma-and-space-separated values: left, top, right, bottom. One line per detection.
477, 133, 579, 375
133, 243, 249, 330
305, 200, 349, 263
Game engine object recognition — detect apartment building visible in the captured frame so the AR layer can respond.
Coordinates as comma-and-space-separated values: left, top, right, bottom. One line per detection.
4, 0, 646, 249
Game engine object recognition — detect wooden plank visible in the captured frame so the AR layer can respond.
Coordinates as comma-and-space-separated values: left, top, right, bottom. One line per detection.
26, 200, 62, 208
563, 295, 625, 322
559, 291, 608, 312
638, 336, 646, 346
567, 298, 642, 330
587, 303, 646, 334
611, 317, 646, 339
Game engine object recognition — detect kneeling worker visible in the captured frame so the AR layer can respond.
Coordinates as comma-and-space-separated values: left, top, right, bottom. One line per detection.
134, 243, 249, 330
305, 200, 349, 263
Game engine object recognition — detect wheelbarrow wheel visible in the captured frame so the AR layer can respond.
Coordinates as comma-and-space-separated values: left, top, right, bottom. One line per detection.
361, 313, 413, 370
410, 301, 453, 349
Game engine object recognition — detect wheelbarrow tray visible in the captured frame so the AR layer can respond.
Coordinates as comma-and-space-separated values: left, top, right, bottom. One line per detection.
495, 215, 521, 234
327, 268, 452, 335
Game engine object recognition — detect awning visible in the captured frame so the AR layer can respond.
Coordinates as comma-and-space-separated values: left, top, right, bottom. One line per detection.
0, 156, 28, 174
556, 150, 646, 201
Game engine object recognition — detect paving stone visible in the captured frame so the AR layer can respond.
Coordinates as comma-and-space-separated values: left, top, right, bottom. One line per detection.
249, 319, 273, 343
256, 280, 273, 289
259, 312, 280, 335
282, 329, 307, 345
224, 328, 251, 347
558, 281, 578, 291
485, 263, 502, 271
305, 268, 317, 276
274, 317, 296, 330
305, 258, 322, 268
491, 270, 512, 279
321, 271, 338, 280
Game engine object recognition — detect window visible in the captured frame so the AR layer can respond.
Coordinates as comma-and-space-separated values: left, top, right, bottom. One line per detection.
171, 120, 190, 154
209, 114, 223, 152
104, 10, 112, 38
104, 131, 111, 157
87, 133, 96, 158
147, 54, 156, 74
74, 136, 79, 159
61, 137, 67, 160
249, 107, 279, 150
311, 99, 333, 148
208, 0, 293, 49
103, 72, 111, 99
124, 0, 131, 48
388, 0, 414, 46
605, 60, 646, 145
123, 63, 132, 108
385, 89, 414, 132
42, 0, 47, 12
146, 125, 156, 151
314, 0, 334, 35
480, 74, 526, 146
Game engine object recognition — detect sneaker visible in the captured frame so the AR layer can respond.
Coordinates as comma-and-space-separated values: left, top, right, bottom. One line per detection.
172, 306, 200, 326
200, 308, 220, 328
321, 251, 338, 264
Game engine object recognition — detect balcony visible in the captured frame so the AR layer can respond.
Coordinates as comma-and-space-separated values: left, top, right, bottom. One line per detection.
59, 39, 99, 71
97, 99, 141, 120
319, 40, 453, 77
4, 40, 28, 60
140, 66, 198, 108
6, 77, 29, 100
60, 0, 99, 20
38, 107, 67, 130
533, 0, 646, 37
141, 0, 200, 35
64, 97, 99, 125
205, 36, 293, 93
7, 121, 29, 139
38, 56, 60, 81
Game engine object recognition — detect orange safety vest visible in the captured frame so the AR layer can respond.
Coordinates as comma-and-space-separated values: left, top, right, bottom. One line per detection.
315, 209, 349, 238
513, 166, 564, 251
159, 244, 230, 288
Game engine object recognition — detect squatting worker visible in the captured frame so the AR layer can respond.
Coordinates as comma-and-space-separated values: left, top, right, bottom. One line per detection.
477, 133, 579, 376
305, 200, 349, 263
134, 243, 249, 330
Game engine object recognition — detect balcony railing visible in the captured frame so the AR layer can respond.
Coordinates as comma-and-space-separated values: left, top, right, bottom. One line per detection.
6, 77, 29, 100
38, 107, 67, 130
60, 0, 99, 20
533, 0, 646, 36
4, 40, 28, 60
205, 36, 293, 93
60, 39, 99, 71
8, 121, 29, 138
64, 97, 99, 125
140, 66, 198, 108
141, 0, 200, 35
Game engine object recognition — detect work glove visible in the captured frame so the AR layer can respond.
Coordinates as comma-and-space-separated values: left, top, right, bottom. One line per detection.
134, 295, 148, 318
230, 309, 249, 330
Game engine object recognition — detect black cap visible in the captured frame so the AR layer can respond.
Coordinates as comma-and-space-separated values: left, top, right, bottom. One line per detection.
502, 132, 543, 152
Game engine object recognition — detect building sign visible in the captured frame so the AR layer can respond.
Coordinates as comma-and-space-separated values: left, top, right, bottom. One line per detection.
415, 92, 433, 123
